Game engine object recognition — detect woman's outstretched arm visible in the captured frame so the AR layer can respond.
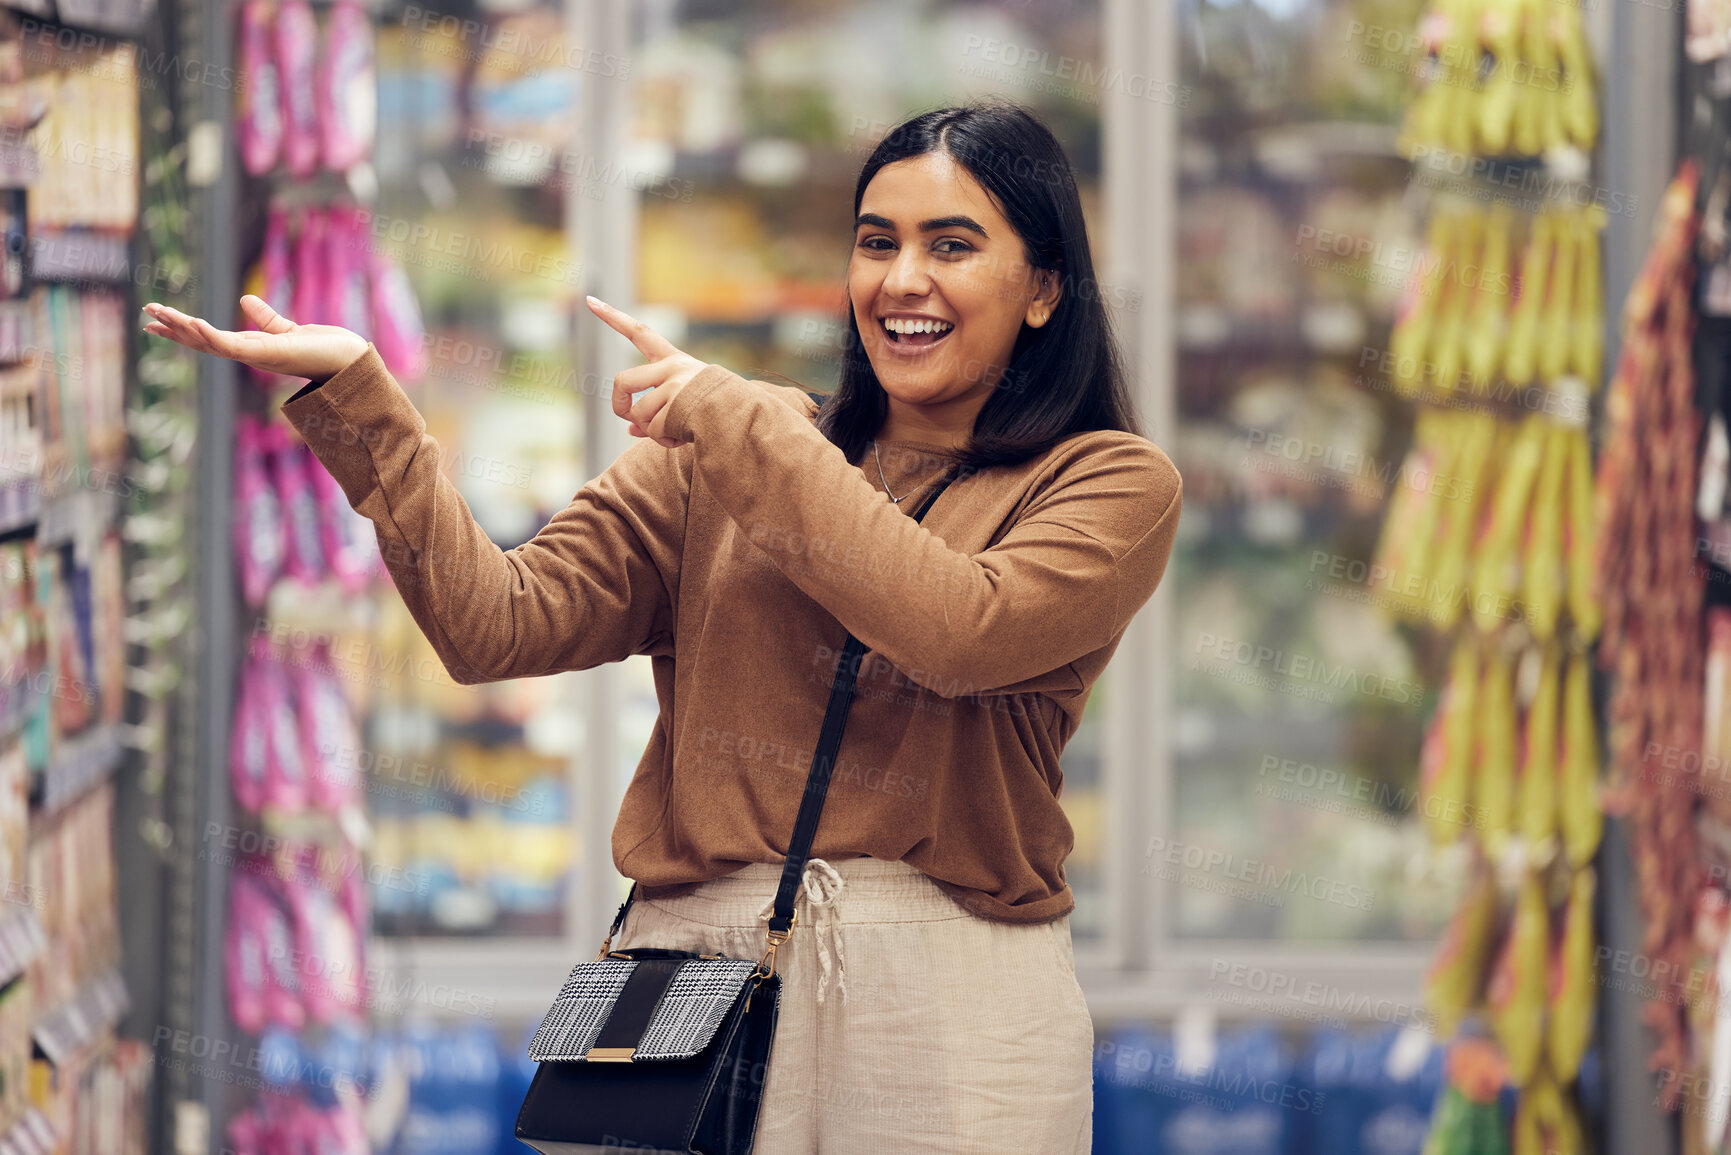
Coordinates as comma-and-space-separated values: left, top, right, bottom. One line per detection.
141, 297, 692, 684
281, 343, 691, 683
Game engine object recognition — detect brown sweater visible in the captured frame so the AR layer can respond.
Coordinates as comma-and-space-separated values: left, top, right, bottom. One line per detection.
282, 344, 1183, 923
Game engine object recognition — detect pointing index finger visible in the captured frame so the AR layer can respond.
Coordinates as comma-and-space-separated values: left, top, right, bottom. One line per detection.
586, 295, 677, 361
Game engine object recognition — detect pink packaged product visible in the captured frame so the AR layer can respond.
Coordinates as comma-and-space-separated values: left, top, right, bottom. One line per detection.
226, 872, 273, 1035
287, 871, 364, 1024
317, 0, 376, 173
230, 638, 273, 813
292, 206, 333, 328
308, 455, 380, 594
238, 0, 284, 175
235, 414, 287, 607
338, 864, 368, 954
266, 430, 328, 585
367, 249, 427, 383
275, 0, 321, 178
241, 871, 307, 1032
256, 644, 309, 815
327, 205, 373, 341
296, 653, 360, 811
317, 1103, 368, 1155
224, 1108, 265, 1155
246, 204, 298, 388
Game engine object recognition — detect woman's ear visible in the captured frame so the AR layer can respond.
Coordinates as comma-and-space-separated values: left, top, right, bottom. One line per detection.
1025, 268, 1061, 329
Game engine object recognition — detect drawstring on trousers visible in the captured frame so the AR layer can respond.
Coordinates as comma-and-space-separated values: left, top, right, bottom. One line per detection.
758, 858, 848, 1005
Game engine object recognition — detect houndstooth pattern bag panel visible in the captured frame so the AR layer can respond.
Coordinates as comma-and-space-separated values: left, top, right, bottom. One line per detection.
528, 958, 759, 1063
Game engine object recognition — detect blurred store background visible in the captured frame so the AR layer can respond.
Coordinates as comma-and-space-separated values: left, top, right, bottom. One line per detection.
0, 0, 1718, 1150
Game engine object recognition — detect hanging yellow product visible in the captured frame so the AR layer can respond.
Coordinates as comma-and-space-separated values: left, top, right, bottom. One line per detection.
1465, 207, 1516, 388
1557, 651, 1603, 868
1475, 0, 1522, 155
1421, 636, 1480, 842
1520, 420, 1569, 641
1470, 416, 1548, 633
1443, 0, 1484, 157
1514, 0, 1563, 156
1570, 206, 1605, 386
1537, 210, 1577, 383
1424, 862, 1501, 1036
1400, 3, 1452, 154
1513, 1067, 1589, 1155
1552, 0, 1598, 150
1563, 427, 1602, 640
1391, 212, 1458, 396
1504, 212, 1554, 387
1389, 412, 1462, 621
1475, 645, 1519, 850
1547, 865, 1597, 1083
1432, 211, 1483, 395
1427, 410, 1500, 629
1487, 869, 1550, 1087
1518, 645, 1561, 853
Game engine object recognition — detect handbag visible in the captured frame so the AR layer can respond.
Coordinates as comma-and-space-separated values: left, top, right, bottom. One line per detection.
514, 465, 958, 1155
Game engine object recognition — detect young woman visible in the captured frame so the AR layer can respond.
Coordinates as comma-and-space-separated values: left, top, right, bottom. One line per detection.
144, 98, 1181, 1154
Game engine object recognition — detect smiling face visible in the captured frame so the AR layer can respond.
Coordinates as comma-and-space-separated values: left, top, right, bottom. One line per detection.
849, 151, 1060, 444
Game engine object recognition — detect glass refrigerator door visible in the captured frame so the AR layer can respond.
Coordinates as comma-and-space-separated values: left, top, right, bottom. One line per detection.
1165, 0, 1451, 955
618, 0, 1120, 950
361, 0, 587, 953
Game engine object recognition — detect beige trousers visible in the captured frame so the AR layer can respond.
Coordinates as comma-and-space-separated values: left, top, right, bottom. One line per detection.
611, 856, 1095, 1155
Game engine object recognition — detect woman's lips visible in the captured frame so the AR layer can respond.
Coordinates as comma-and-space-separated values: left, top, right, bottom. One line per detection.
881, 321, 955, 356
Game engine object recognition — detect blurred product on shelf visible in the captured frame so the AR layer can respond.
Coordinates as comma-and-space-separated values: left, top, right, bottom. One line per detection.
1397, 0, 1596, 158
1421, 1037, 1509, 1155
1350, 1, 1609, 1139
1094, 1020, 1461, 1155
24, 41, 137, 232
1592, 161, 1704, 1112
1386, 204, 1604, 401
1689, 0, 1731, 62
240, 202, 427, 384
237, 0, 376, 179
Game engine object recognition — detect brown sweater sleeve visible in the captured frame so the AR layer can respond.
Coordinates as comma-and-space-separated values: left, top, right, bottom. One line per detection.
279, 344, 691, 684
663, 363, 1183, 698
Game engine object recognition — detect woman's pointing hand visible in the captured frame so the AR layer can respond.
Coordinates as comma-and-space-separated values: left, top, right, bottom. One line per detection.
141, 295, 370, 382
586, 295, 713, 449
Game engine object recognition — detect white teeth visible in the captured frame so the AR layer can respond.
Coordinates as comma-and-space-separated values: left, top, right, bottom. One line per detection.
883, 317, 953, 335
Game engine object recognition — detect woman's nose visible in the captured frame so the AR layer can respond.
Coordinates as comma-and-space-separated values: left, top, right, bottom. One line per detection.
881, 247, 935, 299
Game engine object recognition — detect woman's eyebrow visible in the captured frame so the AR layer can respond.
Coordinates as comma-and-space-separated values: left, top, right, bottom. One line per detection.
854, 212, 990, 239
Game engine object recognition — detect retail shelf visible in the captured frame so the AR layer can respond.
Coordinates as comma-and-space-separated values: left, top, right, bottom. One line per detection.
31, 966, 127, 1067
0, 1108, 56, 1155
50, 0, 153, 36
0, 907, 46, 987
0, 0, 50, 21
33, 723, 124, 820
1176, 303, 1385, 356
0, 489, 39, 538
36, 487, 123, 548
28, 229, 132, 284
0, 488, 125, 549
0, 300, 34, 362
0, 679, 34, 737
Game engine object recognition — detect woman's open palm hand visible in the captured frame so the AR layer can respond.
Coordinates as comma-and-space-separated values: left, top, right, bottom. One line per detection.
142, 295, 370, 383
587, 296, 714, 449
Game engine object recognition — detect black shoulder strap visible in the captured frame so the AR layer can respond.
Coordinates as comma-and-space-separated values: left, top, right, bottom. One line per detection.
605, 465, 959, 943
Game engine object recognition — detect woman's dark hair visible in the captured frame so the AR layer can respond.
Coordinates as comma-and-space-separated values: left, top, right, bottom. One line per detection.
805, 97, 1144, 474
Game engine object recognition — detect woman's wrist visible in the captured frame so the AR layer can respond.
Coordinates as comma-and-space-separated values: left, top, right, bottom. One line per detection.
307, 336, 372, 387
